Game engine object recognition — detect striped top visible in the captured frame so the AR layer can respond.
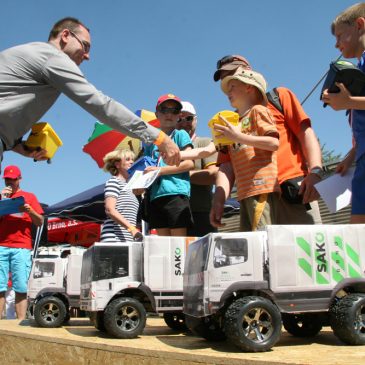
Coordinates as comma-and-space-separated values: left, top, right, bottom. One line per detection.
218, 105, 280, 201
100, 176, 139, 242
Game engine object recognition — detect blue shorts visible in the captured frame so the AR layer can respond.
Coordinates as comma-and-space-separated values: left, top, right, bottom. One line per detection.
352, 154, 365, 215
0, 247, 32, 293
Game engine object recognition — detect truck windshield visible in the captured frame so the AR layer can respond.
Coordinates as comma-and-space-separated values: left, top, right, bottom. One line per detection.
185, 236, 210, 274
81, 245, 129, 283
213, 237, 248, 268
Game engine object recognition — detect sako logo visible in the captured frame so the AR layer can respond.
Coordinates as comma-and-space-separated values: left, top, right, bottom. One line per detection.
174, 247, 182, 276
296, 233, 362, 284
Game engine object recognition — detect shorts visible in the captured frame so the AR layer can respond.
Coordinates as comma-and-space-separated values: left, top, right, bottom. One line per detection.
188, 212, 217, 237
239, 192, 279, 232
0, 247, 32, 293
149, 195, 193, 229
276, 198, 322, 224
352, 154, 365, 215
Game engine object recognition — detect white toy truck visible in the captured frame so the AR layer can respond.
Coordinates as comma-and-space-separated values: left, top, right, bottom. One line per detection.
80, 236, 195, 338
183, 224, 365, 352
27, 245, 86, 327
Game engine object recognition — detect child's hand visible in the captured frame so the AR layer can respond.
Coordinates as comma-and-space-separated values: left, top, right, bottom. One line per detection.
214, 115, 242, 142
322, 83, 351, 110
144, 166, 159, 174
132, 188, 145, 196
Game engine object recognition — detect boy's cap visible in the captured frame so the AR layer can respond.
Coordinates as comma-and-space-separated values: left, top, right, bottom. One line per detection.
156, 94, 183, 109
181, 101, 196, 115
221, 68, 268, 104
3, 165, 22, 179
214, 55, 251, 81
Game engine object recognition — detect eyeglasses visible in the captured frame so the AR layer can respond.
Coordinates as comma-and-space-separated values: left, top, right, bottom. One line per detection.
159, 107, 181, 115
69, 30, 90, 54
216, 55, 249, 69
178, 115, 195, 123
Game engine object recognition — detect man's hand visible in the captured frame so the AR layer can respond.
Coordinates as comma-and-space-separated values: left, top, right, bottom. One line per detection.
336, 147, 355, 176
1, 186, 12, 199
19, 203, 33, 214
158, 136, 181, 166
209, 200, 226, 228
12, 143, 48, 161
299, 174, 321, 204
321, 83, 352, 110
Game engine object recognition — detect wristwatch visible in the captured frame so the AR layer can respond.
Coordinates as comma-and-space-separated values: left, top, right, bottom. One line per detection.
310, 167, 325, 180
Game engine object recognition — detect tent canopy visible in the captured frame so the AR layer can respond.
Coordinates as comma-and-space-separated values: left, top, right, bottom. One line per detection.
45, 184, 106, 222
45, 184, 240, 222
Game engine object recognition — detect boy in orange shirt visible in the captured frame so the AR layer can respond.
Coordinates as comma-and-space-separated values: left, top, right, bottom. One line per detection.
210, 68, 280, 231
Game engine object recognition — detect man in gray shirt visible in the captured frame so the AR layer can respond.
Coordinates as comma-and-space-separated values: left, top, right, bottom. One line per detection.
0, 17, 180, 170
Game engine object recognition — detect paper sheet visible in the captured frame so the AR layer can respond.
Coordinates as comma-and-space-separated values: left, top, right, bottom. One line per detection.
314, 167, 354, 213
123, 169, 160, 190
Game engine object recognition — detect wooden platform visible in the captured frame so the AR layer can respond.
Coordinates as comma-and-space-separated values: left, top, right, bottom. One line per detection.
0, 317, 364, 365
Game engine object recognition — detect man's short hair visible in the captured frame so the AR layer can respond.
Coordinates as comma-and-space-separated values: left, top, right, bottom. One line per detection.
331, 3, 365, 34
48, 17, 90, 40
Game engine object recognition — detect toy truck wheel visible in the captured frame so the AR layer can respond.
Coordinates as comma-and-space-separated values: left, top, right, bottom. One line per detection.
223, 296, 282, 352
163, 312, 187, 331
89, 311, 106, 332
63, 313, 71, 325
103, 297, 146, 339
330, 293, 365, 345
34, 296, 67, 328
185, 314, 226, 341
282, 313, 322, 337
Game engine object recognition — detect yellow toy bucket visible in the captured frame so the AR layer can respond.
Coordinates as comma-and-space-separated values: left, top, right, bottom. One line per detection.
207, 110, 240, 150
24, 122, 63, 160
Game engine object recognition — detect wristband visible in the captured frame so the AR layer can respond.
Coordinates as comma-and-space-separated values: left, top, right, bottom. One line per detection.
154, 131, 166, 146
127, 226, 137, 232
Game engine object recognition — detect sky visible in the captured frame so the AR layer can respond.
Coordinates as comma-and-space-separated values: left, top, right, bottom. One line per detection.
0, 0, 358, 205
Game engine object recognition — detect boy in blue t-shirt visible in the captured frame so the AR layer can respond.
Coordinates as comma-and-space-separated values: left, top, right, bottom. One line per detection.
144, 94, 194, 236
322, 3, 365, 224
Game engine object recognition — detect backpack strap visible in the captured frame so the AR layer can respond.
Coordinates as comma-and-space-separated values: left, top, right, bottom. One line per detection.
266, 87, 283, 114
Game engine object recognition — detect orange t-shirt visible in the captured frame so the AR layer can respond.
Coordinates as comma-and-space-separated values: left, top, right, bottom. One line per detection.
217, 105, 280, 201
267, 87, 310, 184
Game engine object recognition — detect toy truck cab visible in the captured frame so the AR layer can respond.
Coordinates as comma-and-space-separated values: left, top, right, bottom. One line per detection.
27, 245, 85, 327
80, 236, 194, 338
183, 225, 365, 352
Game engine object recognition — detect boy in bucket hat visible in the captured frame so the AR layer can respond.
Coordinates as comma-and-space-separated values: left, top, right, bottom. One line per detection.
214, 54, 323, 226
210, 68, 280, 231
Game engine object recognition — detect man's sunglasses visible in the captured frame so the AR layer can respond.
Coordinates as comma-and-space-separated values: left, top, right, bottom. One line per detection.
159, 107, 181, 115
216, 55, 249, 69
178, 115, 195, 123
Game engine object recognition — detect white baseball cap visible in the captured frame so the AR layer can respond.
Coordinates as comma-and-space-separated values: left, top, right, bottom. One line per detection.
181, 101, 197, 115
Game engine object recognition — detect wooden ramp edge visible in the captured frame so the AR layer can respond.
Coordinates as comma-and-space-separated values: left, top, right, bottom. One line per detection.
0, 317, 363, 365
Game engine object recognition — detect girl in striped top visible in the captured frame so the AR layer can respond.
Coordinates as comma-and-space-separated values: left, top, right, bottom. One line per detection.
100, 149, 142, 242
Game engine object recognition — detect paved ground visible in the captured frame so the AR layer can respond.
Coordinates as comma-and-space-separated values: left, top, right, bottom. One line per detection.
0, 317, 364, 365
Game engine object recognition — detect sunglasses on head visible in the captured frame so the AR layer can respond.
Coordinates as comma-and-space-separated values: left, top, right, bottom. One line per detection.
159, 107, 181, 115
216, 55, 249, 70
178, 115, 195, 123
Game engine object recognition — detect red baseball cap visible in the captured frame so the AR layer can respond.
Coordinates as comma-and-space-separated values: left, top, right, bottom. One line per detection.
3, 165, 22, 179
156, 94, 183, 109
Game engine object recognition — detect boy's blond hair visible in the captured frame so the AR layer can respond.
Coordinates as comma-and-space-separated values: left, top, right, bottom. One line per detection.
331, 2, 365, 34
103, 148, 135, 176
